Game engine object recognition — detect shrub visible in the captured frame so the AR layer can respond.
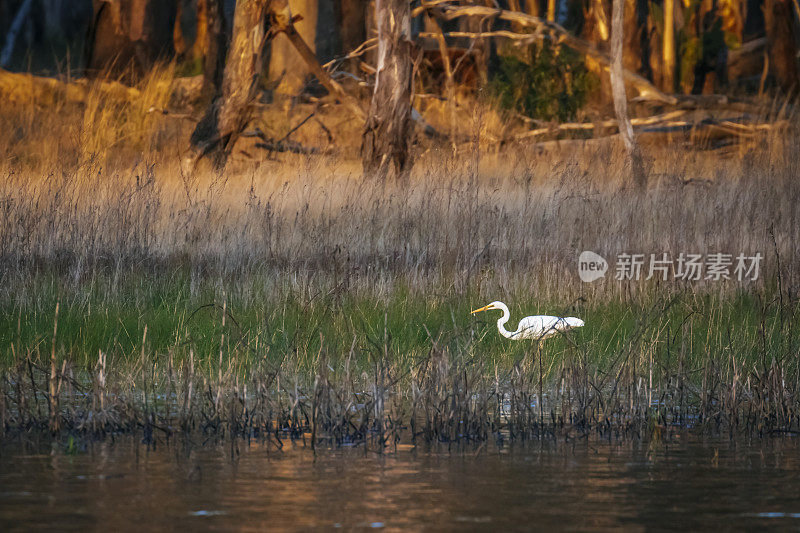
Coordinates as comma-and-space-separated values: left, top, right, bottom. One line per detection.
488, 42, 596, 122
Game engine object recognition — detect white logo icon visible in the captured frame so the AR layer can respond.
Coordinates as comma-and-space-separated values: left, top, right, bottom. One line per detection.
578, 251, 608, 282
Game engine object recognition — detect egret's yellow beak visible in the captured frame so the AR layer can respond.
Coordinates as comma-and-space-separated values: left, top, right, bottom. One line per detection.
471, 304, 492, 315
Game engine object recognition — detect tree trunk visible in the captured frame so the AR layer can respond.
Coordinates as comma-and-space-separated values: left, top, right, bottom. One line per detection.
662, 0, 675, 91
339, 0, 367, 59
42, 0, 65, 42
190, 0, 210, 63
86, 0, 178, 80
173, 0, 188, 59
623, 0, 642, 71
361, 0, 413, 179
610, 0, 646, 187
764, 0, 800, 91
187, 0, 269, 170
201, 0, 228, 99
547, 0, 557, 21
524, 0, 540, 17
0, 0, 34, 69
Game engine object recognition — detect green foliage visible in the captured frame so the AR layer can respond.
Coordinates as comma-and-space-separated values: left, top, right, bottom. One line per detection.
678, 31, 701, 92
488, 43, 597, 122
175, 56, 204, 78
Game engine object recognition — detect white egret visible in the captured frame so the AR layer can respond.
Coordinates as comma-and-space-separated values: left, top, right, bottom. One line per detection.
470, 301, 584, 340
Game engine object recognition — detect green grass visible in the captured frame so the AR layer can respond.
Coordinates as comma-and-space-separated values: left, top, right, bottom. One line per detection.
3, 270, 795, 387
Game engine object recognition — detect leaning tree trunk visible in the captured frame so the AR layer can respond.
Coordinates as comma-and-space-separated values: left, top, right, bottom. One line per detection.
361, 0, 413, 179
187, 0, 269, 170
610, 0, 646, 188
268, 0, 320, 95
0, 0, 34, 69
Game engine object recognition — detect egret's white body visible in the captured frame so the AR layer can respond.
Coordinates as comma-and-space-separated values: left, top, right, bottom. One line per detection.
471, 301, 584, 340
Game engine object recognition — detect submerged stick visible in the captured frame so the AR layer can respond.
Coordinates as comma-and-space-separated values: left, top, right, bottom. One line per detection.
48, 303, 59, 434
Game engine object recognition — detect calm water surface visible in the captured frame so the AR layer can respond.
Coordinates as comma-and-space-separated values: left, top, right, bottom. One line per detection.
1, 436, 800, 531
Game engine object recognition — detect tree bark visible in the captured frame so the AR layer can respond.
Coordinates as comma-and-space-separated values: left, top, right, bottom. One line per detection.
362, 0, 413, 179
340, 0, 367, 49
201, 0, 228, 99
187, 0, 269, 170
86, 0, 178, 80
764, 0, 800, 92
610, 0, 646, 187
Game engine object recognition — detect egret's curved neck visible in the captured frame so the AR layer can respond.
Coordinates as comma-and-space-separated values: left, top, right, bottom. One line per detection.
495, 302, 515, 339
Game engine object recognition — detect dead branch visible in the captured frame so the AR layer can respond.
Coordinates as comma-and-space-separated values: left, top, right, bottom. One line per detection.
243, 128, 324, 154
415, 2, 677, 104
322, 38, 378, 71
271, 13, 366, 122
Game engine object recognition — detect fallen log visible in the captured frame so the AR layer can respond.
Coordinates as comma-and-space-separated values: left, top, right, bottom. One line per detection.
514, 114, 788, 141
513, 110, 688, 139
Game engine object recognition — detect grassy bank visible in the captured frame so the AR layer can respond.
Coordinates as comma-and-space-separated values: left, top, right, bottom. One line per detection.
1, 73, 799, 444
0, 277, 797, 445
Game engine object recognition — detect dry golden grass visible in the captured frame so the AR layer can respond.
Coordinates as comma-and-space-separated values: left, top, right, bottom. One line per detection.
0, 67, 797, 304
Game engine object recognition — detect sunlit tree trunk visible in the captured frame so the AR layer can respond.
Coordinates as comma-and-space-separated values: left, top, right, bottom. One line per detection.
190, 0, 210, 63
173, 0, 188, 59
591, 0, 610, 41
361, 0, 413, 179
610, 0, 646, 187
547, 0, 557, 21
662, 0, 675, 91
524, 0, 540, 17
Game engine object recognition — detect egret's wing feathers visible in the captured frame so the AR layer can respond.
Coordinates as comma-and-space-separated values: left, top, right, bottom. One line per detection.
513, 315, 584, 340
